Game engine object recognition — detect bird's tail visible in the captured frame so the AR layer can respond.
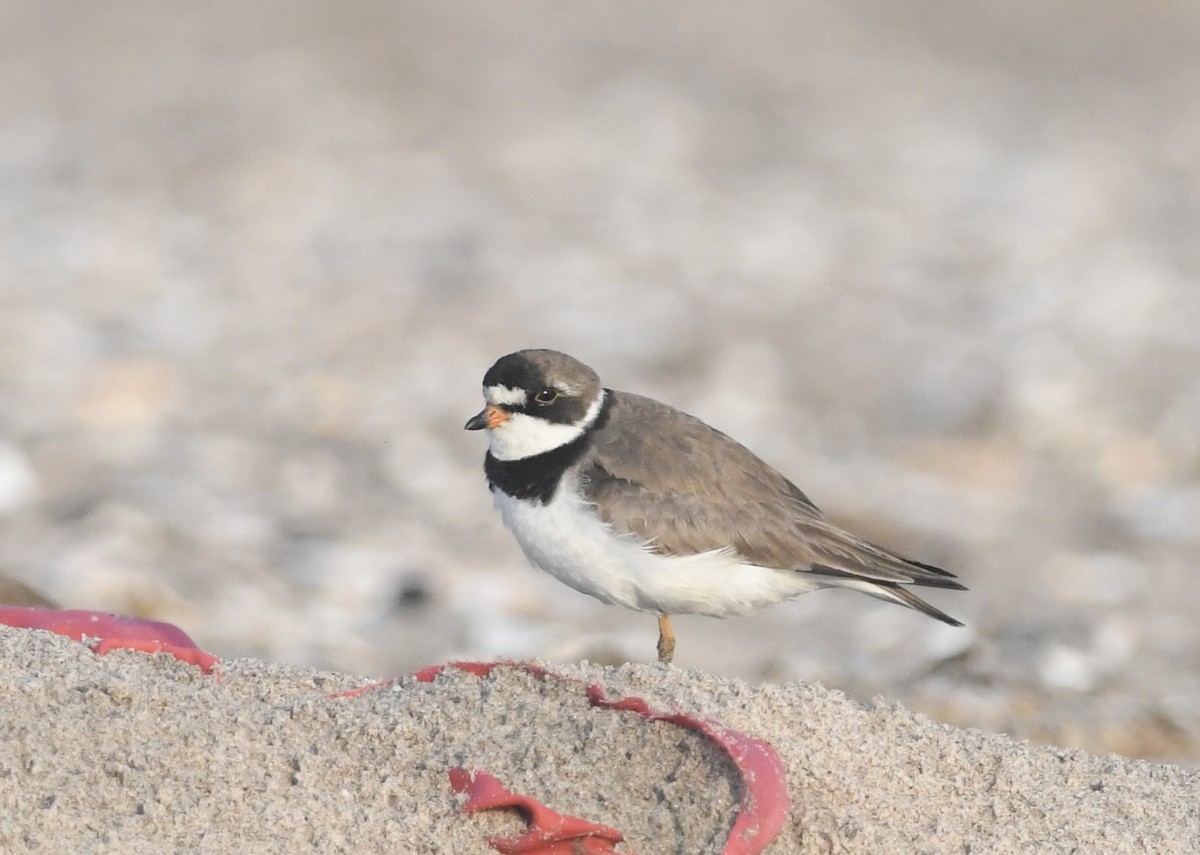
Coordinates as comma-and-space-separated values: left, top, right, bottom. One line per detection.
825, 576, 964, 627
870, 582, 964, 627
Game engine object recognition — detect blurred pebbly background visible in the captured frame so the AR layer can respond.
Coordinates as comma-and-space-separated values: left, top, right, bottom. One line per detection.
1, 2, 1199, 764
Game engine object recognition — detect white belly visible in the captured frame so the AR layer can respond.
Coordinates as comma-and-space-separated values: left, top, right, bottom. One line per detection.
492, 482, 821, 617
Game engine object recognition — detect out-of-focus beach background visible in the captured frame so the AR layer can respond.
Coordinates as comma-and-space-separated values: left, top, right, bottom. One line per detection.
1, 1, 1198, 764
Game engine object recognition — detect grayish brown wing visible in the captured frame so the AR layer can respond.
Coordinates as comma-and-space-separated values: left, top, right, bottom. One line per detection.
578, 391, 963, 590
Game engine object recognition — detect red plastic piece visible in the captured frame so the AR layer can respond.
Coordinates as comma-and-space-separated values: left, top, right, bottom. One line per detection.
584, 685, 789, 855
418, 661, 790, 855
0, 606, 219, 674
449, 767, 624, 854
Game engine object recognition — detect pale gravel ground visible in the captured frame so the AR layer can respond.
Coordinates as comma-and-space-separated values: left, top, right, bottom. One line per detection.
2, 627, 1198, 854
1, 1, 1199, 768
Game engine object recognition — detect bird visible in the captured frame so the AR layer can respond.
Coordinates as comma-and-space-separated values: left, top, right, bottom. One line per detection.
465, 348, 965, 664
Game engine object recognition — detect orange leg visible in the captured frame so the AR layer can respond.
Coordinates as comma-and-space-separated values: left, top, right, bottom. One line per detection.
657, 614, 675, 664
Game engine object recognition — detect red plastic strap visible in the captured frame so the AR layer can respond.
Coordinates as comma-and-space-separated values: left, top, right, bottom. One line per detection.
0, 606, 219, 674
418, 661, 790, 855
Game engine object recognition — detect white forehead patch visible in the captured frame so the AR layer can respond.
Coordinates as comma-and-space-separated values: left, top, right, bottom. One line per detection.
485, 385, 528, 407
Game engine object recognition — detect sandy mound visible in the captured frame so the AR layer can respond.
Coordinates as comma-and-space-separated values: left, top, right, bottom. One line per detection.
1, 626, 1196, 853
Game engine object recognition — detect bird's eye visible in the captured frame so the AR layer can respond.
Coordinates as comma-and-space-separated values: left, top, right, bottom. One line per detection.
533, 388, 559, 405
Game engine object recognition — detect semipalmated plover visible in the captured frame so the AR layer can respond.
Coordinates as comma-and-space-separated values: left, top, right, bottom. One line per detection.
466, 349, 965, 663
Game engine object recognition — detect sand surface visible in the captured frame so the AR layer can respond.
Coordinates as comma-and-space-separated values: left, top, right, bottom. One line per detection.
2, 626, 1196, 854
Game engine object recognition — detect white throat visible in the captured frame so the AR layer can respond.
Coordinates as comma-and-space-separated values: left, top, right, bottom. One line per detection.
487, 390, 607, 461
